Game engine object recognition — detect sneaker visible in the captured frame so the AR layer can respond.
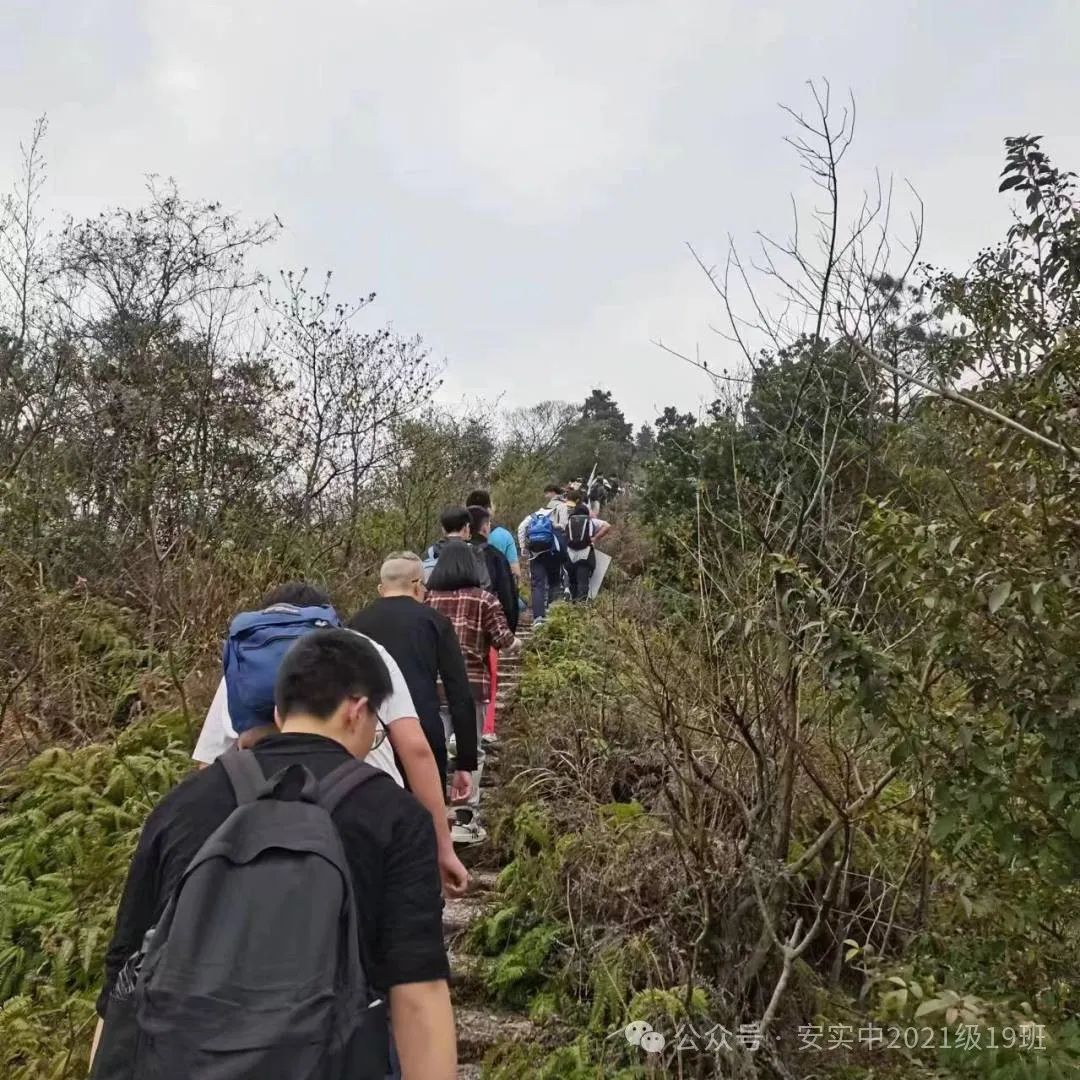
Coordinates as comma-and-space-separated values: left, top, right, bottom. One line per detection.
481, 732, 499, 746
451, 809, 488, 845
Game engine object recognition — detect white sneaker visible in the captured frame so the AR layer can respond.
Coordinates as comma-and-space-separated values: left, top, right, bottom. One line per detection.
481, 732, 499, 746
451, 810, 488, 845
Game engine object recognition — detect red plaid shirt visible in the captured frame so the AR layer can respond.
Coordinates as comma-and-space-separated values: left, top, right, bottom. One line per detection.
426, 587, 514, 702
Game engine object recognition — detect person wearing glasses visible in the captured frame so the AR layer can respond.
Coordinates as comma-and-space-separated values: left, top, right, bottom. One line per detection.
191, 581, 470, 896
96, 629, 457, 1080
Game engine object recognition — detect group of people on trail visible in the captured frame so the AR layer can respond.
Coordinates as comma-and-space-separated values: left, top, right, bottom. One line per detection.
518, 482, 612, 622
90, 484, 613, 1080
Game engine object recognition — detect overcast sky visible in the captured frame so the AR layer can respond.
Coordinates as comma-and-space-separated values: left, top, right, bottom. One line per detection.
2, 0, 1078, 425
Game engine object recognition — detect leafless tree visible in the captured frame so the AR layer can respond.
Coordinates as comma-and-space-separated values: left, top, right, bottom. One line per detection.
268, 269, 442, 529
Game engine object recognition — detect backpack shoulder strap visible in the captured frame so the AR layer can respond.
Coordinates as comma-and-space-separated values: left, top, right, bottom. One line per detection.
317, 758, 385, 814
220, 748, 268, 804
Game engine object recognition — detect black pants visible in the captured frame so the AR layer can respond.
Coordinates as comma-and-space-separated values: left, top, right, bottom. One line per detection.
530, 551, 564, 619
568, 549, 595, 602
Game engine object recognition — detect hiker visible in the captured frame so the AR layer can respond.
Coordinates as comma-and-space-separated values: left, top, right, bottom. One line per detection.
468, 504, 519, 633
565, 498, 612, 602
91, 629, 456, 1080
465, 493, 520, 741
466, 503, 518, 745
544, 483, 572, 534
588, 475, 610, 515
517, 487, 568, 623
466, 489, 520, 582
425, 542, 519, 844
347, 552, 477, 803
421, 506, 491, 589
191, 582, 469, 896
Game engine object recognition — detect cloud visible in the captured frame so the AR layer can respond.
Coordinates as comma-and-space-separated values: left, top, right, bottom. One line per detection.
135, 0, 734, 224
3, 0, 1080, 433
470, 256, 730, 424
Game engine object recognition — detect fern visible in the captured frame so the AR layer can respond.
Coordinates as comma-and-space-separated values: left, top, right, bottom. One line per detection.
0, 710, 191, 1076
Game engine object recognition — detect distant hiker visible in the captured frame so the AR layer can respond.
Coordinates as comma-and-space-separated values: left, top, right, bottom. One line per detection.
543, 483, 572, 534
425, 543, 519, 844
348, 552, 477, 807
421, 506, 491, 589
191, 582, 468, 896
466, 489, 520, 582
517, 492, 566, 623
92, 629, 456, 1080
565, 499, 612, 602
588, 475, 612, 515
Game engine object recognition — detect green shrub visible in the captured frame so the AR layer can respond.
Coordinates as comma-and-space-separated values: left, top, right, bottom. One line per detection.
0, 711, 192, 1077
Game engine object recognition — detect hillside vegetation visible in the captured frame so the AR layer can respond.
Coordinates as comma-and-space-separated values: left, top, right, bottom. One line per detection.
2, 93, 1080, 1077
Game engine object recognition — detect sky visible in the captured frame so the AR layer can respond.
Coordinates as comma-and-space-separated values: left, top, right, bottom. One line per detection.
1, 0, 1078, 425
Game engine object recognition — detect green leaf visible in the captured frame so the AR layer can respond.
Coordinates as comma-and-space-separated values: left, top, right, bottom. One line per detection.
1069, 811, 1080, 842
931, 812, 958, 844
988, 581, 1012, 614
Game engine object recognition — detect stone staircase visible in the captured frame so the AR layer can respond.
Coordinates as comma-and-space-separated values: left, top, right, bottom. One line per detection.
447, 617, 535, 1077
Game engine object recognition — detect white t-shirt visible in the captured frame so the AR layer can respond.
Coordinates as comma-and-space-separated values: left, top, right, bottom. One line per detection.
567, 517, 609, 562
190, 632, 417, 786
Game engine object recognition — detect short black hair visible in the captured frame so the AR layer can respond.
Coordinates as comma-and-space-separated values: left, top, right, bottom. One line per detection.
440, 506, 471, 534
543, 483, 563, 497
261, 581, 331, 609
467, 489, 492, 509
467, 504, 491, 535
427, 541, 482, 591
275, 628, 392, 721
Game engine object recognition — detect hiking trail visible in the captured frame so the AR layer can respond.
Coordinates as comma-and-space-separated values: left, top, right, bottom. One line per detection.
446, 616, 539, 1077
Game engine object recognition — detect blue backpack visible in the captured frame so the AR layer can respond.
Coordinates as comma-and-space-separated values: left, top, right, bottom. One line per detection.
526, 512, 558, 555
222, 604, 340, 733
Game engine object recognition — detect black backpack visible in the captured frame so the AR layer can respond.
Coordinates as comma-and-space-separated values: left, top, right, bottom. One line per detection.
566, 512, 593, 551
92, 752, 389, 1080
423, 538, 492, 590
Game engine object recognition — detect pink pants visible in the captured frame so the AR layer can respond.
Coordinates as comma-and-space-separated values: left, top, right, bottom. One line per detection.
483, 648, 498, 735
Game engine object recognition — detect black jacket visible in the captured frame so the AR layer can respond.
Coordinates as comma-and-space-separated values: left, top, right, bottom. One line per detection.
472, 538, 519, 632
348, 596, 478, 772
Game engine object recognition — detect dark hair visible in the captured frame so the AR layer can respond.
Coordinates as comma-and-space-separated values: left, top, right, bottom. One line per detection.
261, 581, 330, 609
570, 501, 590, 517
466, 489, 492, 509
467, 504, 491, 536
427, 541, 482, 591
543, 483, 563, 497
275, 628, 392, 721
440, 505, 471, 534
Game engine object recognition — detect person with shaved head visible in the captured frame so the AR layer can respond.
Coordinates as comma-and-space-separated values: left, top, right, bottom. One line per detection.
349, 553, 478, 852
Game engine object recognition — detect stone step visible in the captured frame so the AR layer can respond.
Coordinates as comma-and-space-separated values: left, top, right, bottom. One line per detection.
448, 948, 488, 999
470, 868, 500, 893
443, 894, 489, 937
456, 1005, 536, 1065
